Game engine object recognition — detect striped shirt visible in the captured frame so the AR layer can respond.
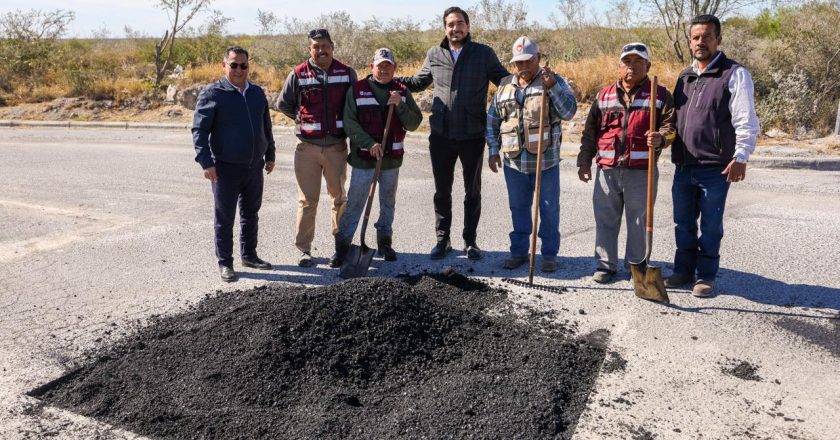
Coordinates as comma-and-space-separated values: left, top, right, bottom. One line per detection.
486, 74, 577, 174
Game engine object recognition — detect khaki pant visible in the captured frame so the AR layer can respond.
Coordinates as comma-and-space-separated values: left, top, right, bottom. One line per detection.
294, 140, 348, 253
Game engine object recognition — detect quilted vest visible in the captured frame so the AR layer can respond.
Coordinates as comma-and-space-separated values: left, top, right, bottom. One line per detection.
353, 78, 407, 160
294, 59, 352, 139
595, 79, 667, 169
495, 72, 561, 158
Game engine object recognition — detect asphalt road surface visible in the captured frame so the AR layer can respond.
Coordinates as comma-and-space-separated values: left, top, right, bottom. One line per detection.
1, 127, 839, 439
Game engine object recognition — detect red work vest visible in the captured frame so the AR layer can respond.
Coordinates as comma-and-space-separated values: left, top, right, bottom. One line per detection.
595, 79, 667, 169
294, 59, 352, 139
353, 78, 407, 160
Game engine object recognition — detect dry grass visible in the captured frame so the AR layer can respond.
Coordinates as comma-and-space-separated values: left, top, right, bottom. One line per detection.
556, 54, 684, 102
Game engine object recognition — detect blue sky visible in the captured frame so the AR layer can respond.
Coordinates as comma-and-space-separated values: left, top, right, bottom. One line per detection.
1, 0, 615, 37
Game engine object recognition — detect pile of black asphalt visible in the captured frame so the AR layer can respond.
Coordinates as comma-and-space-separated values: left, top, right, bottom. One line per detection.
32, 270, 606, 439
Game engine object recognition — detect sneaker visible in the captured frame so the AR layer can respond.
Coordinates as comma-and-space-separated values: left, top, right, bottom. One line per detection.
664, 272, 695, 288
298, 251, 314, 268
242, 256, 272, 270
430, 241, 451, 260
692, 280, 715, 297
592, 269, 615, 284
219, 265, 237, 282
464, 242, 482, 260
503, 255, 529, 269
541, 259, 558, 273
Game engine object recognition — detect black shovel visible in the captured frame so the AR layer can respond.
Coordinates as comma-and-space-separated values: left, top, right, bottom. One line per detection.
629, 76, 669, 303
339, 104, 396, 279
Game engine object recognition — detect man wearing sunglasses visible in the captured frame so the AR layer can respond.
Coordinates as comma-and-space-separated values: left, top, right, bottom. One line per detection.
193, 46, 276, 282
577, 42, 676, 284
278, 29, 357, 268
398, 6, 509, 261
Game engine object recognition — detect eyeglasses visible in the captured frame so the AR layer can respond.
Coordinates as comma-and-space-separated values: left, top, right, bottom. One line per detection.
622, 44, 648, 53
227, 62, 249, 70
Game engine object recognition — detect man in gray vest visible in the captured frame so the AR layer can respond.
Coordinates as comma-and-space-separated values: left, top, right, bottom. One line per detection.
667, 14, 760, 297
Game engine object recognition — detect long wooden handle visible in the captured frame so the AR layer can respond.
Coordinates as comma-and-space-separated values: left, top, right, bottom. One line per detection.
359, 104, 395, 249
645, 76, 657, 232
528, 86, 549, 285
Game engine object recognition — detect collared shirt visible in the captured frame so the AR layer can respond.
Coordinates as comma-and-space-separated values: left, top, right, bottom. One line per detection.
234, 81, 250, 97
449, 46, 463, 62
486, 72, 577, 174
692, 51, 760, 162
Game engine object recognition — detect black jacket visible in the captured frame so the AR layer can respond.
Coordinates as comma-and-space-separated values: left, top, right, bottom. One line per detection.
192, 77, 276, 169
399, 35, 508, 140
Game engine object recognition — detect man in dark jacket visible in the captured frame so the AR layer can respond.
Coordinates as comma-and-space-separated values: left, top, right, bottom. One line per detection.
193, 46, 276, 282
399, 6, 509, 261
667, 15, 759, 297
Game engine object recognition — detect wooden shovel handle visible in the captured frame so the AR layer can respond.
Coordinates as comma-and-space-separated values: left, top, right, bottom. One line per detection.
359, 104, 395, 249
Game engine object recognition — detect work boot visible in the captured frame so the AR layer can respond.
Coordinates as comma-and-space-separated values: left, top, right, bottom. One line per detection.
242, 256, 272, 270
330, 236, 350, 268
298, 251, 314, 268
503, 255, 529, 269
377, 237, 397, 261
692, 280, 715, 298
430, 240, 451, 260
541, 258, 558, 273
664, 272, 695, 288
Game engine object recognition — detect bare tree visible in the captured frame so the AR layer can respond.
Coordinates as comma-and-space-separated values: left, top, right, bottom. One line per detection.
256, 9, 278, 36
153, 0, 212, 87
549, 0, 589, 29
643, 0, 765, 61
0, 9, 74, 40
468, 0, 529, 32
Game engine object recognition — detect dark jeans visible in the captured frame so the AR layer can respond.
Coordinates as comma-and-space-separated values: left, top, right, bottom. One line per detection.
429, 133, 484, 244
671, 164, 730, 281
211, 161, 264, 267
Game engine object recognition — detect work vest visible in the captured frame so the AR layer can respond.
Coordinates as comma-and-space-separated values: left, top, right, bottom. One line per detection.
495, 71, 561, 158
595, 79, 667, 169
353, 78, 407, 160
294, 59, 352, 139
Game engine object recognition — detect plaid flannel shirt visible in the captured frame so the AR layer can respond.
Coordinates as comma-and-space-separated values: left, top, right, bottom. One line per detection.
486, 73, 577, 174
398, 35, 509, 140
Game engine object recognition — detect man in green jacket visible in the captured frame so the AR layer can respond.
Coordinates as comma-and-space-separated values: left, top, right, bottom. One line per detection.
331, 48, 423, 267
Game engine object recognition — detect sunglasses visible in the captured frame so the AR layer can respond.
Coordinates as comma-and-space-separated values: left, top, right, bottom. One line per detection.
227, 62, 249, 70
622, 44, 648, 53
308, 28, 329, 39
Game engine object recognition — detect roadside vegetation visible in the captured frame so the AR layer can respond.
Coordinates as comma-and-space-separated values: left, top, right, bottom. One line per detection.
0, 1, 838, 137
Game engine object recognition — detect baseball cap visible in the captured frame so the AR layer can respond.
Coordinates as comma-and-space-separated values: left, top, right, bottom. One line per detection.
619, 42, 650, 62
510, 36, 539, 63
308, 28, 332, 43
372, 48, 395, 65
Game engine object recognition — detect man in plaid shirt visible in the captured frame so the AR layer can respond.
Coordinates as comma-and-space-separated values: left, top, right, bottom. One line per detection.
399, 6, 509, 261
486, 36, 577, 272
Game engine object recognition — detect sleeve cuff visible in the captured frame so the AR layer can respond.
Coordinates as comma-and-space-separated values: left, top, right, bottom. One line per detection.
734, 148, 750, 163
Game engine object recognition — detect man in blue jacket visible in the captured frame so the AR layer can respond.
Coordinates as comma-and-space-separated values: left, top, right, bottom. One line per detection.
193, 46, 276, 282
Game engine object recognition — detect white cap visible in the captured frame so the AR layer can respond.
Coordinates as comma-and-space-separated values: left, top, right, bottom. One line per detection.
510, 36, 539, 63
372, 48, 395, 65
619, 42, 650, 62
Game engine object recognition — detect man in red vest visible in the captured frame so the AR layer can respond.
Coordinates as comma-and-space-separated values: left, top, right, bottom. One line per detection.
577, 42, 676, 284
331, 48, 423, 267
278, 29, 357, 267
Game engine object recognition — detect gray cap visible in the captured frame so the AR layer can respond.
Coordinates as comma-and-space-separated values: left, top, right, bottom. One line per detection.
510, 36, 539, 63
372, 47, 395, 65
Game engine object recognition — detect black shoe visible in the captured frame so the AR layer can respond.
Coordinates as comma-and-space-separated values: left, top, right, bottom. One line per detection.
664, 272, 695, 288
330, 237, 350, 268
242, 256, 272, 270
464, 242, 482, 260
377, 237, 397, 261
219, 265, 237, 282
430, 241, 451, 260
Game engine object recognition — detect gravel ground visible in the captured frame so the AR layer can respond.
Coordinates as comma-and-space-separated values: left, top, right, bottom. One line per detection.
1, 127, 839, 439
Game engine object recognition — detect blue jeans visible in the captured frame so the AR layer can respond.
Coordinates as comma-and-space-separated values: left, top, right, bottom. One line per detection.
672, 164, 730, 281
503, 164, 560, 259
337, 166, 400, 243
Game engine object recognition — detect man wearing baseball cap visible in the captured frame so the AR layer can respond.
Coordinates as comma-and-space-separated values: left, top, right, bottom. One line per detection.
331, 48, 423, 267
486, 36, 577, 272
577, 42, 676, 284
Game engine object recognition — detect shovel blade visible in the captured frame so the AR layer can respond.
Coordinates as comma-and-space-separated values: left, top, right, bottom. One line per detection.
630, 262, 669, 303
338, 244, 376, 279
